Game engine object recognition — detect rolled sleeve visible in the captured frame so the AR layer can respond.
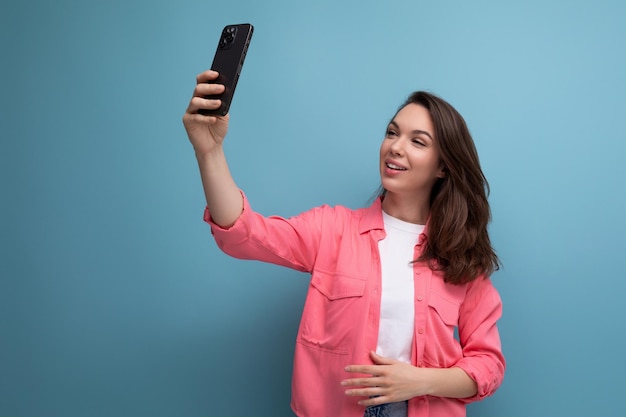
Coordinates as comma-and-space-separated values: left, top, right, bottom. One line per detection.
454, 277, 506, 403
204, 190, 253, 245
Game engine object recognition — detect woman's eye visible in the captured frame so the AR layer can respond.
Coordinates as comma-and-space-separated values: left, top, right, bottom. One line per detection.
412, 138, 425, 146
386, 129, 397, 137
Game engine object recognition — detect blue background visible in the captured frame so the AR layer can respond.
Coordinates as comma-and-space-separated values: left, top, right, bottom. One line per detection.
2, 0, 625, 416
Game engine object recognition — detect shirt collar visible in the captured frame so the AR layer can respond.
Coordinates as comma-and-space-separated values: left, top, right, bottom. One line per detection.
358, 196, 385, 234
359, 196, 431, 244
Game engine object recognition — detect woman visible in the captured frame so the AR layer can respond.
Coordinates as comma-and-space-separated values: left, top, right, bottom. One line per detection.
183, 70, 505, 417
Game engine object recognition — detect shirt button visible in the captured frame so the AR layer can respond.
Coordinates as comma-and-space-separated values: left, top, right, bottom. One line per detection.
417, 328, 424, 334
415, 270, 422, 275
417, 295, 424, 302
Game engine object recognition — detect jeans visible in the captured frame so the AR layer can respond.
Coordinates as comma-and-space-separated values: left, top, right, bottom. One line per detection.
363, 401, 408, 417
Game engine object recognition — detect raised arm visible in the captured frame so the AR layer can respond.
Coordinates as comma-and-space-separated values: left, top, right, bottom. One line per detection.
182, 70, 243, 228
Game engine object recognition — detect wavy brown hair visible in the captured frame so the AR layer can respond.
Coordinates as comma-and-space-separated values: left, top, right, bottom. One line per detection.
380, 91, 500, 284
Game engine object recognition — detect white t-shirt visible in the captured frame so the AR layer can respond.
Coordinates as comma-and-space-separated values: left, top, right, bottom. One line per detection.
376, 211, 425, 364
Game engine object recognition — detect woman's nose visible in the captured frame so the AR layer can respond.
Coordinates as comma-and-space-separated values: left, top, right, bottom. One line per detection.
389, 137, 404, 155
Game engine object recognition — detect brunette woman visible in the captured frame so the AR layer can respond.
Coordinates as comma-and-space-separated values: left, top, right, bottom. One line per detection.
183, 69, 505, 417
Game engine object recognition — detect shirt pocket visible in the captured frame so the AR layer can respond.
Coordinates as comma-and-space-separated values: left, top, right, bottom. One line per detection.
298, 270, 366, 354
428, 290, 461, 327
424, 289, 464, 366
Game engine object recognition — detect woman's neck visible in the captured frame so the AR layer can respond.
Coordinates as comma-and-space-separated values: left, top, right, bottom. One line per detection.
381, 192, 430, 225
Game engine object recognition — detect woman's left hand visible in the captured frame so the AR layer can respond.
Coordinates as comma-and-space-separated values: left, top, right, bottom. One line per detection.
342, 351, 431, 407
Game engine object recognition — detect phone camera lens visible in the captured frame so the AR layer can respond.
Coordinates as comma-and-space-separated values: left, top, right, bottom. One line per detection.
219, 26, 238, 49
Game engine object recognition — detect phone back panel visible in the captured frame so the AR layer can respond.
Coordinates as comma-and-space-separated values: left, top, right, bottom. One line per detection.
205, 23, 254, 116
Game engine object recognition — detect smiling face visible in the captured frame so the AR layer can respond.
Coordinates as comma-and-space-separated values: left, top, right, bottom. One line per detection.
379, 103, 446, 205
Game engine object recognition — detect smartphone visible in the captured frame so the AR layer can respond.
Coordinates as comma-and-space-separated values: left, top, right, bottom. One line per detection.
200, 23, 254, 116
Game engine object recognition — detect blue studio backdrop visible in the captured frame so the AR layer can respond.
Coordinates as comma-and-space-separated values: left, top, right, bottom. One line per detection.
2, 0, 625, 416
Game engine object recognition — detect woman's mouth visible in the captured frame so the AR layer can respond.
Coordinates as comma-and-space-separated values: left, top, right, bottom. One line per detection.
386, 162, 407, 171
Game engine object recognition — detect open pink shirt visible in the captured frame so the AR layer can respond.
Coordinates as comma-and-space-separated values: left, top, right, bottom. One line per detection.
205, 192, 505, 417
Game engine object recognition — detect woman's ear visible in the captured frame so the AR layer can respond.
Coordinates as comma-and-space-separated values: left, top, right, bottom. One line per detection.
436, 164, 447, 179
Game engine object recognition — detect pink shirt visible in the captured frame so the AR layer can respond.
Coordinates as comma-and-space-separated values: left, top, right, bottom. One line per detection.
205, 192, 505, 417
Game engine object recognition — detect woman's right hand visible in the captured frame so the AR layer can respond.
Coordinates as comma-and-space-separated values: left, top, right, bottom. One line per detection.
182, 70, 230, 156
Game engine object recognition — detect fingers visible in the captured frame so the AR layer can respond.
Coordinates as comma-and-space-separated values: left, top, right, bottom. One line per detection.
187, 96, 222, 114
192, 81, 225, 98
343, 380, 389, 407
344, 364, 379, 375
185, 70, 226, 119
194, 70, 224, 98
342, 362, 392, 406
196, 69, 220, 83
349, 392, 388, 407
189, 81, 224, 114
345, 352, 397, 375
342, 376, 381, 387
345, 388, 385, 403
369, 351, 399, 365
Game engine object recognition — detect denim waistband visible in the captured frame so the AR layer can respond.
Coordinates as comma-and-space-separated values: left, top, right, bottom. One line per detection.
363, 400, 408, 417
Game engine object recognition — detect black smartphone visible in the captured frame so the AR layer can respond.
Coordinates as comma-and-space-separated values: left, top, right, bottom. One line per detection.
200, 23, 254, 116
